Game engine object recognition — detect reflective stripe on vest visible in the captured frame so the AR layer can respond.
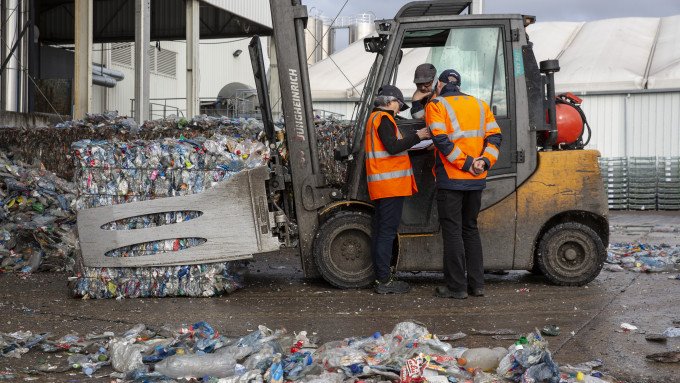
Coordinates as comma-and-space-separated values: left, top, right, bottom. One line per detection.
429, 121, 447, 131
367, 112, 406, 159
366, 150, 408, 159
486, 121, 500, 131
476, 98, 485, 132
434, 97, 462, 133
484, 146, 499, 158
448, 129, 484, 140
367, 168, 414, 182
435, 96, 485, 141
446, 146, 462, 163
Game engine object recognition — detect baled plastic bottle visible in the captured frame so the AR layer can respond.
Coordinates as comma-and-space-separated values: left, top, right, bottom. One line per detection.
459, 347, 508, 371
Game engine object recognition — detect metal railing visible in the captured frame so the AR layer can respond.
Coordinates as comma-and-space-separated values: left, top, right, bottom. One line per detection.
130, 93, 260, 120
313, 108, 345, 120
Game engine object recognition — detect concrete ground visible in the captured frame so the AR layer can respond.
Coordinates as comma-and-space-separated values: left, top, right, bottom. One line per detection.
1, 211, 679, 382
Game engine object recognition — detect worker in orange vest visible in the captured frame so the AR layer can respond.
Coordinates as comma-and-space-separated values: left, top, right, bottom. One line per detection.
425, 69, 502, 299
365, 85, 430, 294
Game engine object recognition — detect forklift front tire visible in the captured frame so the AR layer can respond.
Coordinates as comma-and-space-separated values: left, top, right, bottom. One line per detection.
536, 222, 606, 286
313, 211, 374, 289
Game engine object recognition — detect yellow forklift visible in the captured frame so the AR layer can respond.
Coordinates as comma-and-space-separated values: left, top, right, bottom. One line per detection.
252, 0, 608, 288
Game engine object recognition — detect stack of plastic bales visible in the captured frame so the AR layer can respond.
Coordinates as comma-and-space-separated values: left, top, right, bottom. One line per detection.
598, 157, 628, 210
315, 118, 354, 187
0, 152, 79, 272
628, 157, 658, 210
657, 157, 680, 210
70, 123, 270, 299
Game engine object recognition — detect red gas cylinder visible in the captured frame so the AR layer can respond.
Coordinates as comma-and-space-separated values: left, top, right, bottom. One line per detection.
554, 102, 583, 145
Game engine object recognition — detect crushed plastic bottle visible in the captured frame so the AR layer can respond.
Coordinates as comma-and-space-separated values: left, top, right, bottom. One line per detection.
459, 347, 507, 371
154, 347, 239, 379
110, 339, 144, 373
606, 242, 680, 273
662, 327, 680, 338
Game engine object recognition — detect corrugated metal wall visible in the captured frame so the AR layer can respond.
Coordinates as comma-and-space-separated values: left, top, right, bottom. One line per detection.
581, 94, 627, 157
582, 92, 680, 158
626, 92, 680, 157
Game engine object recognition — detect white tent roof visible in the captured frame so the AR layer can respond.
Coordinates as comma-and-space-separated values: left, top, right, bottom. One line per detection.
310, 15, 680, 99
647, 15, 680, 89
308, 38, 376, 99
532, 17, 660, 92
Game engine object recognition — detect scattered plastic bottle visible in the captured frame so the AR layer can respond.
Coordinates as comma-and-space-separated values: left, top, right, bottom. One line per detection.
459, 347, 508, 371
153, 347, 238, 379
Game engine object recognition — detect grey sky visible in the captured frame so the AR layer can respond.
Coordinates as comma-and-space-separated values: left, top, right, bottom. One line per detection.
303, 0, 680, 22
304, 0, 680, 50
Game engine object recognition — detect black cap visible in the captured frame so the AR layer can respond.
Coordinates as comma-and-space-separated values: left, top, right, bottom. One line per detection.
438, 69, 461, 86
378, 84, 410, 111
414, 63, 437, 84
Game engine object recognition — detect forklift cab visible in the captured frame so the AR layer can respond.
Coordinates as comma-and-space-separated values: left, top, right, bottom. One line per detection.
348, 4, 533, 273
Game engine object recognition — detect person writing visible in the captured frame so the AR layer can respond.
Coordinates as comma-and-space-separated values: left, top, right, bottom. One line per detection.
365, 85, 430, 294
425, 69, 502, 299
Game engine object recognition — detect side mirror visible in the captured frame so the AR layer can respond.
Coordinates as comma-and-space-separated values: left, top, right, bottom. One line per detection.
364, 36, 386, 53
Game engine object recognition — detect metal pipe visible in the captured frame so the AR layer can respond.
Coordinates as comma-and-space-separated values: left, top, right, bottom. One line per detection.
73, 0, 93, 119
4, 0, 19, 111
0, 20, 29, 74
27, 0, 37, 112
470, 0, 484, 14
92, 74, 117, 88
135, 0, 150, 122
92, 63, 125, 80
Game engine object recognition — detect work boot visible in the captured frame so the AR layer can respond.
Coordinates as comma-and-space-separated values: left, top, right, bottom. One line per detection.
374, 278, 410, 294
468, 287, 485, 297
435, 286, 468, 299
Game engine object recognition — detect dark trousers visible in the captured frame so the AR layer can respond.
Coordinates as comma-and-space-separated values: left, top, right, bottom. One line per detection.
371, 196, 405, 281
437, 189, 484, 292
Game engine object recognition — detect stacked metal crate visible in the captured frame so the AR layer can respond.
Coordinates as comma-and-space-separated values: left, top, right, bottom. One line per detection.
656, 157, 680, 210
599, 157, 628, 210
627, 157, 658, 210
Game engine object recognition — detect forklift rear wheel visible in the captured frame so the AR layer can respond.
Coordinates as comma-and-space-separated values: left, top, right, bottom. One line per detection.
536, 222, 606, 286
313, 211, 374, 289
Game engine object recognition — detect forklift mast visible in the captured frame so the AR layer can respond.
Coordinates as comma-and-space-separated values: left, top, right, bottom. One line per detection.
266, 0, 342, 277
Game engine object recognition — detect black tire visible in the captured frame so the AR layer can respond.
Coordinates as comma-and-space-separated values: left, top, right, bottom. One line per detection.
536, 222, 606, 286
313, 211, 374, 289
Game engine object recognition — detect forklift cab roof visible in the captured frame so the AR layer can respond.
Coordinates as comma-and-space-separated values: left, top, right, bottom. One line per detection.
395, 0, 473, 19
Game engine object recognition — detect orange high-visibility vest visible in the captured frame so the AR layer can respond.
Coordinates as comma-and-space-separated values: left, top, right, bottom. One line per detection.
364, 111, 417, 200
425, 95, 501, 182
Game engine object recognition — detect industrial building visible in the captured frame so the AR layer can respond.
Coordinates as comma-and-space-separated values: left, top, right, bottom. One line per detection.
1, 0, 273, 121
0, 0, 376, 121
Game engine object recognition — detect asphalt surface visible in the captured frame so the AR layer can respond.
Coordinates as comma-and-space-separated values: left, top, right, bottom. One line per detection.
1, 211, 679, 382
